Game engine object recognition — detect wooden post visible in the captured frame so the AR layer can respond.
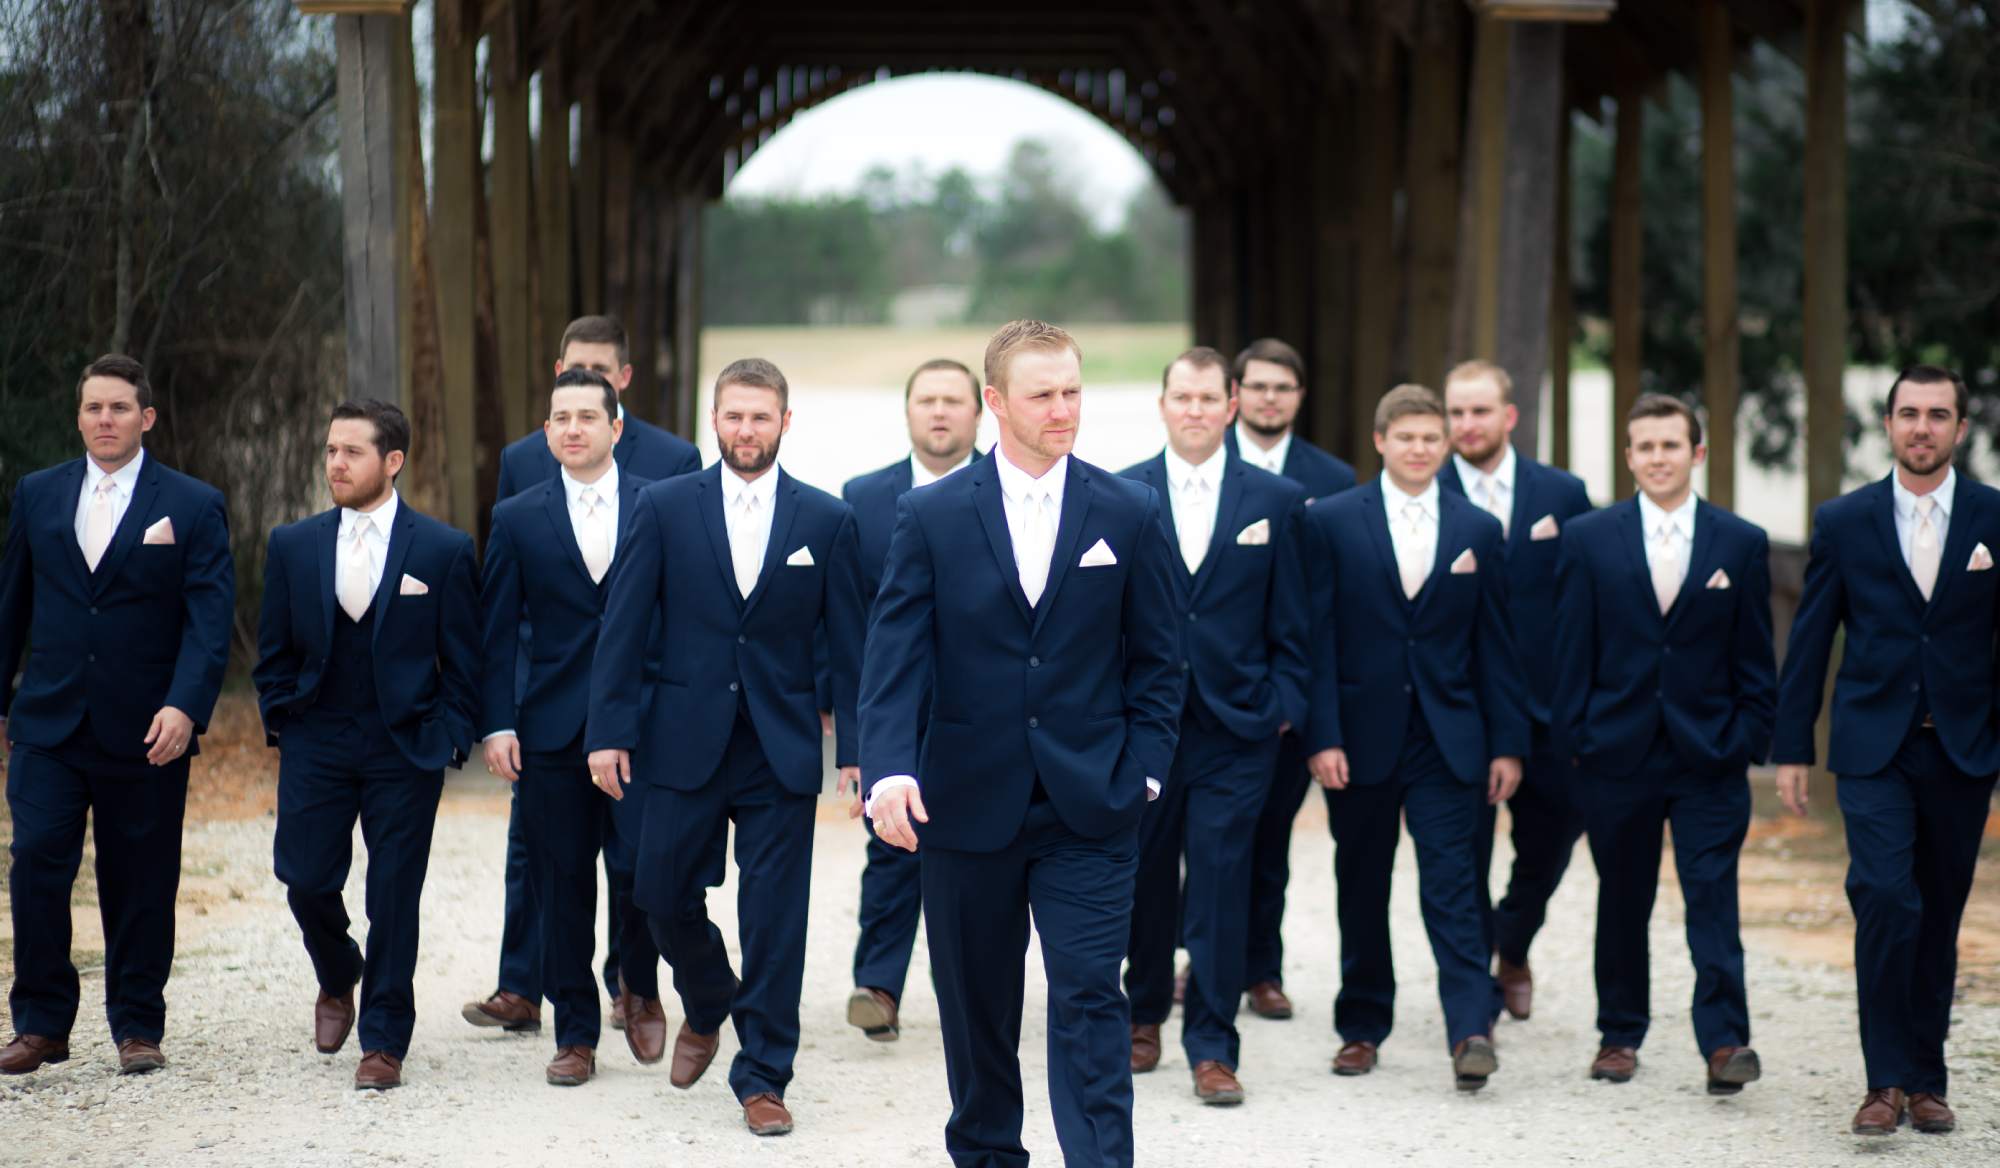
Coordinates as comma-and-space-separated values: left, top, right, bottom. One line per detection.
1549, 100, 1574, 471
1700, 0, 1739, 510
489, 35, 535, 444
1455, 12, 1510, 365
432, 1, 478, 534
1803, 0, 1848, 522
602, 127, 635, 346
1350, 23, 1400, 479
538, 40, 575, 372
672, 192, 705, 438
1405, 0, 1464, 390
1310, 90, 1357, 456
626, 185, 659, 422
1212, 191, 1244, 360
332, 12, 413, 410
399, 18, 446, 519
1610, 83, 1644, 500
1190, 201, 1217, 348
1493, 22, 1563, 458
575, 88, 605, 313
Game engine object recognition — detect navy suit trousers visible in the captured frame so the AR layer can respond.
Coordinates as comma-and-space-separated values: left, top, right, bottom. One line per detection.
497, 786, 622, 1004
1476, 724, 1585, 976
1323, 719, 1491, 1050
1583, 745, 1751, 1056
853, 814, 924, 1003
273, 709, 443, 1059
1126, 715, 1279, 1067
639, 710, 814, 1103
6, 732, 189, 1044
924, 800, 1140, 1168
1836, 727, 1996, 1095
1244, 729, 1312, 988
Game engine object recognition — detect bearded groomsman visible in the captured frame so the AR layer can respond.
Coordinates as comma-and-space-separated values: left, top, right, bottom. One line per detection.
1775, 366, 2000, 1137
1304, 384, 1526, 1091
1552, 394, 1771, 1093
839, 357, 983, 1042
255, 400, 480, 1090
1120, 347, 1308, 1105
1438, 359, 1593, 1022
587, 359, 865, 1138
0, 355, 233, 1077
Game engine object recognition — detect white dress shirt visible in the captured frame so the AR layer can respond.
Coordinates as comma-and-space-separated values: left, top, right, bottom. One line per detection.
1638, 491, 1696, 611
1163, 445, 1225, 573
337, 489, 399, 612
1234, 423, 1291, 476
1453, 446, 1516, 538
910, 450, 974, 490
76, 447, 146, 551
1892, 467, 1955, 571
1382, 475, 1441, 597
722, 464, 781, 597
561, 462, 620, 577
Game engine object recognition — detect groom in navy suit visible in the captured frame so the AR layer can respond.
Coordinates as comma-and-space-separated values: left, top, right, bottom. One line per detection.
1552, 393, 1771, 1094
862, 320, 1184, 1167
1775, 366, 2000, 1137
255, 399, 480, 1091
0, 355, 233, 1077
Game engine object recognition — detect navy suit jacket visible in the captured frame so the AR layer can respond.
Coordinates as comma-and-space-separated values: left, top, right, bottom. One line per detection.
1119, 452, 1310, 741
858, 456, 1185, 852
1302, 481, 1529, 786
480, 472, 653, 752
253, 500, 481, 772
0, 454, 233, 759
1551, 498, 1775, 776
494, 413, 700, 501
1775, 474, 2000, 777
1224, 428, 1357, 503
586, 466, 865, 796
1437, 453, 1593, 725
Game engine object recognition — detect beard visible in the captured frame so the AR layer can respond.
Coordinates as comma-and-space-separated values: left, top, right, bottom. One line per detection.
1240, 414, 1289, 439
1895, 443, 1952, 477
721, 435, 780, 475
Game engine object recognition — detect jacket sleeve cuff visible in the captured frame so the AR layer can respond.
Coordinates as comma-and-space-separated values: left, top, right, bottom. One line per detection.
864, 775, 918, 817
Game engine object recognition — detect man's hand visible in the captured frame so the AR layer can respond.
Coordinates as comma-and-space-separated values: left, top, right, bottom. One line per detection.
870, 784, 928, 853
144, 706, 195, 766
588, 748, 632, 801
819, 710, 834, 738
1308, 747, 1350, 790
1775, 764, 1810, 817
484, 734, 522, 783
1487, 756, 1523, 805
836, 765, 863, 819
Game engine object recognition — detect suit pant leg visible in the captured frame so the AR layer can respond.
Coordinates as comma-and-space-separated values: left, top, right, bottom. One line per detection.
273, 729, 366, 1002
1836, 751, 1929, 1092
599, 847, 623, 1002
1905, 735, 1997, 1097
1123, 742, 1192, 1027
351, 757, 444, 1059
518, 750, 605, 1050
1400, 750, 1495, 1051
1323, 779, 1402, 1046
84, 745, 190, 1044
494, 783, 541, 1000
1180, 729, 1280, 1068
1584, 761, 1668, 1049
639, 774, 735, 1038
720, 745, 817, 1103
852, 816, 925, 1003
1244, 730, 1312, 988
5, 743, 92, 1038
1493, 730, 1585, 968
1665, 768, 1752, 1057
602, 781, 662, 1001
922, 834, 1032, 1168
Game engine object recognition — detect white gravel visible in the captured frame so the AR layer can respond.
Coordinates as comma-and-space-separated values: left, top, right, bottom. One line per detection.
3, 766, 1997, 1168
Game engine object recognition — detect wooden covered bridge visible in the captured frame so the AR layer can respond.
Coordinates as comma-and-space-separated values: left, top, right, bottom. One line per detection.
296, 0, 1858, 542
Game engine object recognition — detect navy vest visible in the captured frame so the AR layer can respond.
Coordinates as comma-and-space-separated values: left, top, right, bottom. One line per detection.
318, 606, 378, 714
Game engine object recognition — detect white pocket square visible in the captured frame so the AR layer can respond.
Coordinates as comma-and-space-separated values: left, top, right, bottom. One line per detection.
141, 517, 175, 545
1079, 538, 1118, 568
1706, 568, 1731, 590
1529, 514, 1559, 541
1449, 548, 1478, 575
1235, 518, 1271, 546
1970, 543, 1993, 572
398, 573, 429, 596
785, 545, 815, 567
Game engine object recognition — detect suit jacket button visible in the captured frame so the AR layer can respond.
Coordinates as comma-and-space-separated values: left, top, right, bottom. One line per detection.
1181, 661, 1191, 672
1188, 612, 1197, 622
89, 606, 98, 615
738, 635, 748, 645
1655, 689, 1664, 698
1028, 717, 1039, 729
1029, 656, 1040, 667
1911, 682, 1921, 693
1922, 635, 1930, 644
88, 654, 96, 663
729, 682, 740, 693
1402, 684, 1412, 694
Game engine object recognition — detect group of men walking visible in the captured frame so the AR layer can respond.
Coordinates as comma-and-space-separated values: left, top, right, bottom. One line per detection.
0, 317, 1992, 1163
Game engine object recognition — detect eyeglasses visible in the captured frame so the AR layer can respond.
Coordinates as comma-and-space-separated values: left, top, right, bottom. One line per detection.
1240, 382, 1301, 397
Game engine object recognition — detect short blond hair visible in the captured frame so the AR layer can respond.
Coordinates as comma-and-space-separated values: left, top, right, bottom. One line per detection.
1374, 383, 1446, 435
983, 319, 1082, 393
1444, 358, 1513, 404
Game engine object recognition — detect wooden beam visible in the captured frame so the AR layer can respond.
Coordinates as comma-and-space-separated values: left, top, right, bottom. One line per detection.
489, 50, 535, 444
333, 13, 413, 410
1550, 98, 1574, 472
671, 192, 705, 439
626, 185, 659, 422
574, 82, 604, 312
1494, 21, 1564, 458
1404, 0, 1464, 389
1610, 82, 1644, 499
537, 36, 574, 371
1310, 84, 1358, 459
1455, 12, 1509, 364
1350, 21, 1400, 480
399, 13, 447, 520
601, 124, 636, 363
1701, 0, 1738, 509
433, 9, 480, 534
1802, 0, 1847, 523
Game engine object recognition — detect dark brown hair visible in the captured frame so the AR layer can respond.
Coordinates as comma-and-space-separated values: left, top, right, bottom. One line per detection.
76, 354, 152, 410
1374, 383, 1445, 434
1162, 346, 1231, 392
1231, 337, 1306, 387
331, 399, 411, 467
1626, 393, 1704, 447
558, 315, 630, 368
904, 357, 981, 411
715, 357, 790, 411
1884, 364, 1968, 421
552, 368, 619, 418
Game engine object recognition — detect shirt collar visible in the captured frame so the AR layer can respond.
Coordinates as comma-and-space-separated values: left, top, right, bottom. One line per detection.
561, 461, 619, 504
83, 447, 145, 497
994, 448, 1068, 509
1235, 422, 1290, 472
722, 464, 780, 510
1453, 445, 1516, 495
1381, 474, 1441, 519
341, 488, 399, 537
909, 450, 974, 490
1162, 444, 1225, 492
1637, 490, 1696, 540
1893, 466, 1956, 522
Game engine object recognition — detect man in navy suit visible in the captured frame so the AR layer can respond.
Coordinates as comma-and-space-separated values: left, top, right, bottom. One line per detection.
1439, 359, 1594, 1022
469, 314, 702, 1035
255, 399, 480, 1091
1120, 347, 1308, 1105
1552, 394, 1771, 1093
1774, 366, 2000, 1137
839, 357, 983, 1043
479, 369, 669, 1087
1303, 383, 1526, 1091
862, 320, 1183, 1167
587, 358, 865, 1138
1224, 337, 1358, 1020
0, 355, 233, 1077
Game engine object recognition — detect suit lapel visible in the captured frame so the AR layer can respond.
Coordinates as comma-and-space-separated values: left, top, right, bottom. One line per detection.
1870, 478, 1928, 613
695, 469, 742, 612
53, 460, 92, 586
614, 473, 646, 589
316, 510, 339, 643
89, 457, 161, 596
372, 504, 417, 643
541, 477, 594, 586
1664, 499, 1718, 627
1925, 477, 1980, 613
1411, 493, 1461, 615
741, 470, 800, 619
1359, 484, 1407, 608
1033, 461, 1092, 635
1139, 457, 1182, 549
1615, 499, 1657, 621
971, 461, 1034, 626
1505, 458, 1534, 557
1190, 460, 1245, 602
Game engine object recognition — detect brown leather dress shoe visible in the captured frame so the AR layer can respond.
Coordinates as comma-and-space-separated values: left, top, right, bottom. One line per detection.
1452, 1035, 1498, 1092
546, 1045, 596, 1086
609, 994, 626, 1031
461, 990, 541, 1033
622, 980, 667, 1065
669, 1021, 720, 1089
1332, 1040, 1378, 1076
1706, 1046, 1761, 1095
1908, 1092, 1955, 1134
1852, 1088, 1907, 1135
847, 987, 900, 1042
1192, 1060, 1244, 1105
116, 1039, 166, 1075
1245, 981, 1293, 1020
315, 988, 356, 1054
1496, 959, 1533, 1021
354, 1051, 403, 1091
0, 1034, 70, 1075
1590, 1045, 1638, 1083
1173, 962, 1189, 1007
742, 1091, 794, 1136
1129, 1023, 1162, 1073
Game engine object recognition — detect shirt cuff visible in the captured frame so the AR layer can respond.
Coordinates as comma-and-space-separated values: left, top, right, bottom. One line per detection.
864, 775, 918, 818
481, 729, 516, 743
1146, 777, 1160, 801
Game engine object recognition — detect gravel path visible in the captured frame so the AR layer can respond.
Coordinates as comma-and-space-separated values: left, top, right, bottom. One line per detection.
3, 768, 1997, 1168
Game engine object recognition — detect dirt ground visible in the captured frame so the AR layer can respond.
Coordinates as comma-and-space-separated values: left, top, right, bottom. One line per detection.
3, 691, 1998, 1166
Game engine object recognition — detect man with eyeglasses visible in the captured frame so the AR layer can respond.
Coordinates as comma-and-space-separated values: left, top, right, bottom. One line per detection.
1222, 338, 1357, 1022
